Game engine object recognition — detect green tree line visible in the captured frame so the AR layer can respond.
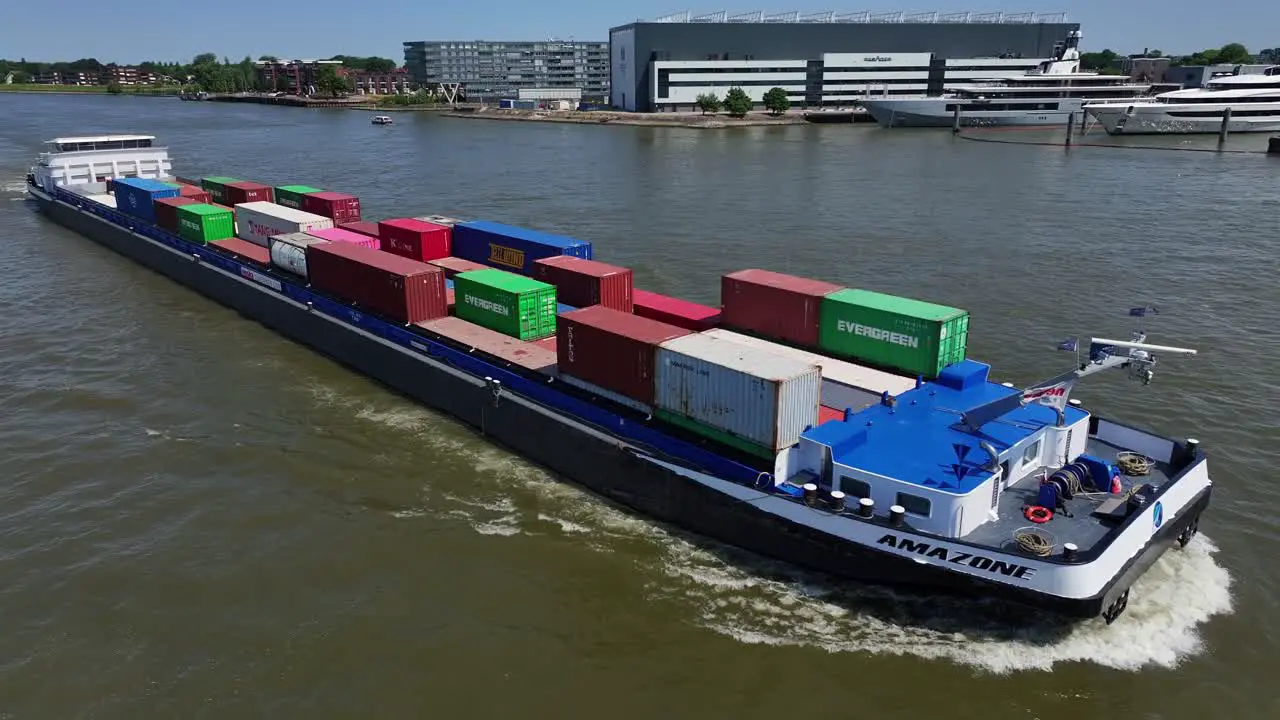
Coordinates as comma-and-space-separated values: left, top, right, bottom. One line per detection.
2, 53, 399, 90
1079, 43, 1274, 74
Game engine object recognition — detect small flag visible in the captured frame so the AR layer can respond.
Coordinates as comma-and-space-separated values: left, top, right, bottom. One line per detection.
1057, 337, 1079, 352
1128, 306, 1159, 317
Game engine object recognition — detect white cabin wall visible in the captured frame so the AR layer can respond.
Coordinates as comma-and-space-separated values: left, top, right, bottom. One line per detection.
833, 462, 989, 538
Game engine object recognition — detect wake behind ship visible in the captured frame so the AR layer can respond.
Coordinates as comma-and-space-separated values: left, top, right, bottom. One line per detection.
25, 133, 1213, 626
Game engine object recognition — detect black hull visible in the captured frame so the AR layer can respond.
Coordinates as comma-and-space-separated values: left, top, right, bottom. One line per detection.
29, 187, 1206, 621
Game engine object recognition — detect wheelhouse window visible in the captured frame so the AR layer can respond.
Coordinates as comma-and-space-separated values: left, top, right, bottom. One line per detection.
1022, 440, 1041, 466
839, 476, 871, 499
56, 139, 152, 152
896, 492, 931, 517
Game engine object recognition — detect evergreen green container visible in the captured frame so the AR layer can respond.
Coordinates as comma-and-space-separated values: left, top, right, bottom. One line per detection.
175, 203, 236, 244
200, 176, 241, 205
453, 268, 557, 340
274, 184, 324, 210
817, 288, 969, 379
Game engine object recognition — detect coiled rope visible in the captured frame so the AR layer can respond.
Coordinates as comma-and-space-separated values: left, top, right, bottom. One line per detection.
1117, 452, 1153, 476
1014, 527, 1054, 557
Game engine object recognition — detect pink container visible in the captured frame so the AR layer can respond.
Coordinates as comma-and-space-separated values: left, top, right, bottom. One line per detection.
306, 226, 379, 249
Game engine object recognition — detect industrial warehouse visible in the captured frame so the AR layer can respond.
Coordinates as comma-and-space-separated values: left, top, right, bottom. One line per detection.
608, 10, 1080, 112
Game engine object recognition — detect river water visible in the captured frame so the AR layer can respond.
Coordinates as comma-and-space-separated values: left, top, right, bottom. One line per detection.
0, 93, 1275, 719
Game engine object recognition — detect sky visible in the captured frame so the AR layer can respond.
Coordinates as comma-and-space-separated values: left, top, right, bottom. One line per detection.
1, 1, 1275, 64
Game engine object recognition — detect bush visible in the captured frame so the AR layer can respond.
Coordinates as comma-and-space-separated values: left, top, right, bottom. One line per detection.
722, 87, 752, 118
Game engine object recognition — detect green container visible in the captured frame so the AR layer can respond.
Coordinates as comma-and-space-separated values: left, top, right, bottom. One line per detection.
200, 176, 241, 205
175, 203, 235, 244
817, 288, 969, 379
656, 408, 773, 460
454, 268, 557, 340
274, 184, 323, 210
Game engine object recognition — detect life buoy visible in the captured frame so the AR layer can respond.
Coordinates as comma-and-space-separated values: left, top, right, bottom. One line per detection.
1024, 505, 1053, 523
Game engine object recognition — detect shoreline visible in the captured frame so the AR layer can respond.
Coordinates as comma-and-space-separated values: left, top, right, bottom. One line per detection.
441, 108, 809, 129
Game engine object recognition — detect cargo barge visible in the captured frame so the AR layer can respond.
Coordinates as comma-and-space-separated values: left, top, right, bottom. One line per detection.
25, 134, 1214, 625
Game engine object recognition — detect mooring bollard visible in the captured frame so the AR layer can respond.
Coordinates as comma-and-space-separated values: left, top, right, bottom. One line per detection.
1269, 135, 1280, 155
952, 105, 961, 134
1065, 111, 1075, 146
1218, 107, 1233, 147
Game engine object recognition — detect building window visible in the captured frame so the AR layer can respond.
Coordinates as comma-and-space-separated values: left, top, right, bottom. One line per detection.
896, 492, 931, 517
839, 476, 871, 499
1022, 440, 1041, 466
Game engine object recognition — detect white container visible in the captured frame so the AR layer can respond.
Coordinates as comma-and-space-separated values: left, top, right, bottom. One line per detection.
654, 333, 820, 451
235, 201, 333, 247
86, 193, 116, 208
268, 232, 327, 278
413, 215, 463, 227
701, 328, 916, 406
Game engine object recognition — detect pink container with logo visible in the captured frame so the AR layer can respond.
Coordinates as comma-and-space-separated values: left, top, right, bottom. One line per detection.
305, 226, 379, 250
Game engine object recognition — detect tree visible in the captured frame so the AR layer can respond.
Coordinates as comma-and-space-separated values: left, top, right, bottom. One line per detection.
315, 64, 351, 97
762, 87, 790, 115
1179, 43, 1254, 66
328, 55, 397, 73
695, 92, 721, 114
1079, 49, 1120, 72
722, 86, 752, 118
106, 81, 122, 94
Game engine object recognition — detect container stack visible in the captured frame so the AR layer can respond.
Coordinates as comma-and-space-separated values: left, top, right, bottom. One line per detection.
720, 269, 842, 347
174, 204, 236, 244
224, 181, 274, 205
153, 196, 200, 231
416, 316, 558, 374
175, 184, 212, 203
453, 268, 557, 341
304, 242, 447, 325
817, 289, 969, 380
533, 256, 633, 312
199, 177, 241, 205
427, 256, 488, 280
338, 221, 381, 239
304, 227, 379, 250
378, 218, 451, 262
631, 289, 721, 332
112, 178, 181, 223
234, 201, 333, 247
274, 185, 323, 210
302, 191, 361, 224
451, 220, 592, 276
556, 306, 690, 413
268, 232, 328, 278
210, 238, 271, 266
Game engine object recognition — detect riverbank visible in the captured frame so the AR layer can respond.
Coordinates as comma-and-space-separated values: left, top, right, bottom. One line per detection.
441, 106, 808, 128
0, 84, 178, 96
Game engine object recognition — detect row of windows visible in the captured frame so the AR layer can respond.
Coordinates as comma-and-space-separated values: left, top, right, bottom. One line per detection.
945, 102, 1061, 111
839, 477, 933, 518
1166, 108, 1280, 117
57, 139, 153, 151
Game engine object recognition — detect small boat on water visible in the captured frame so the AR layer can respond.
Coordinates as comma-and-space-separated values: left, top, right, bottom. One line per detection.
372, 115, 393, 125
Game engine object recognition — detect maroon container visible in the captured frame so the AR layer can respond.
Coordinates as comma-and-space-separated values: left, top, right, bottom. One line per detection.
302, 191, 362, 224
416, 317, 557, 373
378, 218, 450, 262
210, 237, 271, 266
720, 269, 842, 347
533, 256, 634, 312
338, 220, 381, 238
225, 181, 274, 205
557, 306, 691, 405
153, 196, 199, 231
305, 242, 447, 324
533, 336, 558, 352
427, 256, 488, 279
446, 287, 455, 311
176, 184, 212, 203
632, 289, 721, 332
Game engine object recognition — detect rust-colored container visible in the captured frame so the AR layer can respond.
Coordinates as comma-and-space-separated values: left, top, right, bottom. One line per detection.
305, 242, 447, 324
427, 256, 488, 279
557, 305, 691, 405
153, 196, 199, 231
720, 269, 843, 347
338, 220, 381, 239
378, 218, 450, 262
533, 336, 558, 352
210, 237, 271, 266
177, 184, 212, 203
302, 191, 362, 224
416, 316, 557, 373
631, 289, 721, 332
533, 256, 633, 312
225, 181, 274, 206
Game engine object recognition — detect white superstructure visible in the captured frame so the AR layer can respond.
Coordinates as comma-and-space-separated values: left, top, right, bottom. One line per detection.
29, 135, 172, 193
1086, 65, 1280, 134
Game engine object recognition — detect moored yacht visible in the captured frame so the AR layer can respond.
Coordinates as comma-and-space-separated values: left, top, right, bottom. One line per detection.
1086, 66, 1280, 134
862, 30, 1154, 128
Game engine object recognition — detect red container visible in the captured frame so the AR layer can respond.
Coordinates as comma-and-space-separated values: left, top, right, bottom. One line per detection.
378, 218, 451, 262
631, 289, 721, 332
416, 317, 557, 373
818, 405, 844, 426
720, 269, 842, 347
533, 336, 558, 352
225, 181, 274, 205
427, 256, 488, 280
210, 237, 271, 266
302, 191, 362, 224
338, 220, 381, 238
153, 196, 199, 231
557, 305, 691, 405
446, 287, 455, 311
305, 242, 447, 324
533, 256, 634, 312
177, 184, 212, 203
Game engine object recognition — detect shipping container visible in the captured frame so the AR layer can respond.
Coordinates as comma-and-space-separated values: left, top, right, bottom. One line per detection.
86, 193, 116, 208
304, 226, 379, 249
451, 220, 592, 276
175, 203, 236, 244
415, 316, 558, 374
446, 287, 455, 311
533, 336, 558, 352
153, 196, 199, 231
338, 220, 381, 239
234, 201, 334, 247
817, 289, 969, 379
302, 191, 361, 224
557, 305, 691, 406
378, 218, 450, 262
532, 256, 634, 312
427, 256, 488, 279
557, 303, 577, 315
176, 184, 212, 203
721, 269, 843, 347
631, 289, 721, 332
453, 269, 557, 340
274, 184, 323, 210
701, 328, 915, 414
305, 242, 447, 324
209, 237, 271, 266
200, 176, 241, 205
112, 177, 181, 223
654, 333, 820, 453
818, 405, 845, 426
226, 181, 274, 205
413, 214, 464, 227
268, 232, 328, 278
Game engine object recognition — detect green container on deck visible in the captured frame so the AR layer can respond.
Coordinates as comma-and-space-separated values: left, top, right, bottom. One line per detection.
817, 288, 969, 379
175, 203, 235, 244
655, 408, 774, 460
274, 184, 324, 210
453, 268, 557, 340
200, 176, 241, 205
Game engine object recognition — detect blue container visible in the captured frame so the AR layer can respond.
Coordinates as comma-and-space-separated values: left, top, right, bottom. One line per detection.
557, 302, 577, 315
445, 278, 455, 289
452, 220, 593, 276
498, 99, 515, 109
113, 177, 180, 224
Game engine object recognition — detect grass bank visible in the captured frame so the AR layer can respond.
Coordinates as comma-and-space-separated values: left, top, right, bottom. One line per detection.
0, 84, 180, 96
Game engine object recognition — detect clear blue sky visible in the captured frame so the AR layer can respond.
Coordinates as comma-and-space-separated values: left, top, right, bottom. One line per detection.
1, 2, 1275, 64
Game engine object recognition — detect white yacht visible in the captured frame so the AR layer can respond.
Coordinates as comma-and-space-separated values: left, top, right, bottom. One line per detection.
1086, 66, 1280, 134
861, 31, 1155, 128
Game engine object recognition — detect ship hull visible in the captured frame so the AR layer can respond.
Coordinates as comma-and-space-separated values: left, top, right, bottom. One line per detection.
1087, 104, 1280, 135
862, 97, 1091, 128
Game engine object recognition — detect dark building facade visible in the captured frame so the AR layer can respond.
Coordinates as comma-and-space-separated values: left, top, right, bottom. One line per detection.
609, 16, 1081, 111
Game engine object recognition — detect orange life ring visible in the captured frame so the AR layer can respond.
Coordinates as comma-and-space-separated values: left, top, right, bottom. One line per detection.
1024, 505, 1053, 524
